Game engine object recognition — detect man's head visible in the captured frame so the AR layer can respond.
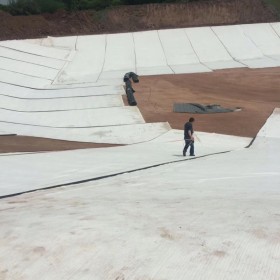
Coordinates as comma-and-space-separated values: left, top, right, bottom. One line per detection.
189, 117, 195, 122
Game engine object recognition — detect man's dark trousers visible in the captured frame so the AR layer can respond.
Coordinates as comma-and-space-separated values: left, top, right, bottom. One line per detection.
183, 139, 194, 156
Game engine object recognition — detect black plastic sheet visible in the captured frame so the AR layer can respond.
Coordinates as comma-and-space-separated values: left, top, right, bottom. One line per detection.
173, 103, 236, 114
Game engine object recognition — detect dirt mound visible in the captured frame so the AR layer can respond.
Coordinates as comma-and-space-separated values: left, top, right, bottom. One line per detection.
0, 0, 278, 40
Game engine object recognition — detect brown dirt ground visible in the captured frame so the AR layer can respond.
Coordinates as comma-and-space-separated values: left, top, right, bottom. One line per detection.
130, 67, 280, 138
0, 135, 122, 153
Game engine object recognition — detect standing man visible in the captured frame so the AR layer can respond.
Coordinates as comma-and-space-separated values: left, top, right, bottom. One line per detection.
183, 117, 195, 156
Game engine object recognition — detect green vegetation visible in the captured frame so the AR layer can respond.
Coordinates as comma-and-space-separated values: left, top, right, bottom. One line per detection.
0, 3, 9, 11
6, 0, 65, 14
1, 0, 196, 15
264, 0, 280, 15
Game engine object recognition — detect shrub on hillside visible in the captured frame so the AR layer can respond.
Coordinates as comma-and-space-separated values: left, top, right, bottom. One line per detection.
37, 0, 65, 13
5, 0, 65, 15
0, 4, 8, 12
65, 0, 122, 10
7, 0, 40, 15
78, 0, 112, 10
1, 0, 201, 15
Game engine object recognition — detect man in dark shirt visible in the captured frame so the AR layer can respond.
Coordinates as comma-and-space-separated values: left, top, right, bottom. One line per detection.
183, 117, 195, 156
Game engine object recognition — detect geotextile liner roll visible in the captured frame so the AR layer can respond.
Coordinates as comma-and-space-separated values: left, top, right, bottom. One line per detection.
124, 72, 139, 106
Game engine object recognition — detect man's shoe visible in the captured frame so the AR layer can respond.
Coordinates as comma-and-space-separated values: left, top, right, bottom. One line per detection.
190, 154, 195, 156
183, 154, 186, 157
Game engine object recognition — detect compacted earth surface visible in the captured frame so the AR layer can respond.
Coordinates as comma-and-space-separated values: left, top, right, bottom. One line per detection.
1, 67, 280, 153
0, 136, 122, 153
133, 67, 280, 138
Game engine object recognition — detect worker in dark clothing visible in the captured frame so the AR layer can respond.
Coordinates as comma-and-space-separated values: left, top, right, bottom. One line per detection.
183, 117, 195, 156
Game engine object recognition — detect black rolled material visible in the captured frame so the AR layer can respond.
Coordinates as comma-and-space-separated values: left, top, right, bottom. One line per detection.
123, 72, 131, 82
124, 72, 139, 106
131, 72, 139, 83
123, 72, 139, 83
125, 80, 137, 106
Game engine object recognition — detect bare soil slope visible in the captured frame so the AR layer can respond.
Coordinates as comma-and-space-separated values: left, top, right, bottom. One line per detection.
0, 136, 121, 153
0, 0, 278, 40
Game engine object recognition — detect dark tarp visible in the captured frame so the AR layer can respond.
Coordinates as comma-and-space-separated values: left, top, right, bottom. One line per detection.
173, 103, 236, 114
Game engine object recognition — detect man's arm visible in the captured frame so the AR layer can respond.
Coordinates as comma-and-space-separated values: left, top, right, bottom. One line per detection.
188, 130, 194, 141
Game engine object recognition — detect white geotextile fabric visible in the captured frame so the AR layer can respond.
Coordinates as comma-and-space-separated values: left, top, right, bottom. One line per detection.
0, 107, 145, 127
257, 108, 280, 138
158, 29, 213, 73
0, 57, 59, 80
212, 25, 263, 60
56, 35, 106, 84
24, 38, 43, 45
271, 22, 280, 36
0, 46, 65, 69
186, 27, 234, 62
185, 27, 244, 69
241, 57, 280, 68
0, 130, 252, 197
1, 24, 280, 279
241, 23, 280, 56
133, 31, 167, 68
0, 82, 124, 98
137, 66, 174, 75
0, 135, 279, 279
0, 94, 123, 112
0, 23, 279, 149
41, 36, 78, 50
56, 22, 280, 84
0, 69, 51, 88
151, 129, 251, 150
98, 70, 133, 81
0, 122, 171, 144
0, 42, 72, 87
0, 40, 72, 60
0, 23, 280, 88
0, 130, 14, 135
158, 29, 200, 65
170, 63, 211, 74
2, 22, 280, 88
103, 33, 135, 72
205, 60, 244, 70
